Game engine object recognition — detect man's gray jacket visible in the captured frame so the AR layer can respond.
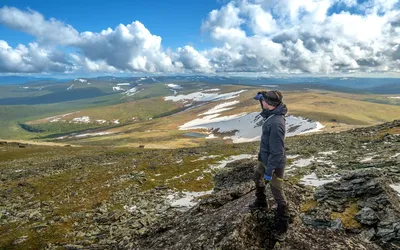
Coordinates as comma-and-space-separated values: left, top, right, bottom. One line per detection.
258, 103, 288, 178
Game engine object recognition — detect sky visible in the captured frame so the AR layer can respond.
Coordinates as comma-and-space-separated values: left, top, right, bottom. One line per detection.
0, 0, 399, 77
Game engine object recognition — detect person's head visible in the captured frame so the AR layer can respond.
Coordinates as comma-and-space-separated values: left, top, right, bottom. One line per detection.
254, 90, 283, 110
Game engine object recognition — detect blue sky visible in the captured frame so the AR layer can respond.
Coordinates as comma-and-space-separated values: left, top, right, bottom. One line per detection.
0, 0, 399, 76
0, 0, 222, 50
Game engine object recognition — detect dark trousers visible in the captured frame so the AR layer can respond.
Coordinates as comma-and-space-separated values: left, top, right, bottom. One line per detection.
253, 161, 287, 207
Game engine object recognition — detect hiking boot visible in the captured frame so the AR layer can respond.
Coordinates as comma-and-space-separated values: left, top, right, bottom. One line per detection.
249, 186, 268, 211
248, 200, 268, 211
273, 204, 289, 241
273, 217, 289, 241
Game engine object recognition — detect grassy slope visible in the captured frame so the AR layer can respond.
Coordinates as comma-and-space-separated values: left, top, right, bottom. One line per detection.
0, 142, 255, 249
61, 86, 400, 148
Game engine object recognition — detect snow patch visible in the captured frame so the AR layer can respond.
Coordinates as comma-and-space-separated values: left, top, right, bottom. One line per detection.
165, 90, 246, 102
388, 97, 400, 99
74, 132, 112, 138
192, 155, 221, 162
167, 190, 212, 208
96, 120, 107, 124
123, 205, 137, 213
318, 151, 338, 156
113, 86, 125, 91
300, 173, 340, 187
166, 83, 183, 89
390, 184, 400, 196
117, 83, 130, 86
179, 112, 323, 143
67, 84, 74, 90
125, 87, 138, 96
360, 156, 375, 163
200, 100, 239, 116
75, 78, 87, 83
113, 119, 120, 124
210, 154, 255, 169
292, 157, 314, 168
72, 116, 90, 123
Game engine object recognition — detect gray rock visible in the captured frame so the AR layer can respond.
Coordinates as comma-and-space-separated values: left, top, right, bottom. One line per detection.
359, 228, 376, 243
356, 207, 379, 225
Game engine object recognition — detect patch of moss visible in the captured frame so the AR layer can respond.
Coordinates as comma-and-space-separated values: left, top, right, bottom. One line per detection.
331, 203, 362, 230
300, 199, 318, 213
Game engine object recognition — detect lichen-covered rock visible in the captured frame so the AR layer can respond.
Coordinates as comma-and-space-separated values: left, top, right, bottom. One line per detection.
302, 168, 400, 246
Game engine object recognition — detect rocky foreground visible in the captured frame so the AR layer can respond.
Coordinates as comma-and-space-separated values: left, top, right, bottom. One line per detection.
137, 160, 399, 250
1, 120, 399, 249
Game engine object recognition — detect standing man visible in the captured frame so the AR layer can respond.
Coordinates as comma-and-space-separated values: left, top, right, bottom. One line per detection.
250, 90, 289, 240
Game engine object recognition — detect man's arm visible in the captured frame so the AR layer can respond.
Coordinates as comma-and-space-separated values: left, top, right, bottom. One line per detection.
265, 122, 285, 179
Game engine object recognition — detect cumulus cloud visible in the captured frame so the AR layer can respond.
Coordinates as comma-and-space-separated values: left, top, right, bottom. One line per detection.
0, 6, 79, 45
0, 40, 72, 73
200, 0, 400, 74
0, 1, 400, 75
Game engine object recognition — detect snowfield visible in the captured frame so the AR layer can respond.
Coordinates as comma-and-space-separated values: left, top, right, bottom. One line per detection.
200, 101, 239, 116
72, 116, 90, 123
166, 84, 183, 89
113, 86, 125, 91
165, 90, 247, 102
125, 87, 138, 96
300, 173, 340, 187
179, 112, 324, 143
74, 78, 87, 83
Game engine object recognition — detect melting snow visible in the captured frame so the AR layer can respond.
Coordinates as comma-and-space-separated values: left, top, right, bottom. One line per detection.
180, 112, 323, 143
74, 132, 112, 138
75, 78, 87, 83
165, 90, 247, 102
292, 157, 314, 168
113, 86, 125, 91
287, 155, 300, 159
206, 134, 217, 139
123, 205, 137, 213
72, 116, 90, 123
210, 154, 255, 169
360, 156, 374, 163
167, 190, 212, 208
192, 155, 221, 162
318, 151, 338, 155
203, 88, 220, 92
390, 184, 400, 196
113, 120, 120, 124
166, 84, 183, 89
300, 173, 339, 187
125, 87, 138, 96
200, 101, 239, 116
96, 120, 107, 124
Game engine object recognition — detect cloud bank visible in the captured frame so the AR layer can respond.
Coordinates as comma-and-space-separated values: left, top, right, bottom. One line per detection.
0, 1, 399, 75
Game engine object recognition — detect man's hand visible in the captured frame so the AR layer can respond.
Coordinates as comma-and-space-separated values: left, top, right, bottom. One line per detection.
264, 173, 272, 183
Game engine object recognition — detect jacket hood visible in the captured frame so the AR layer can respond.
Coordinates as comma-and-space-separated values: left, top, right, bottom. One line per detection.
260, 103, 288, 118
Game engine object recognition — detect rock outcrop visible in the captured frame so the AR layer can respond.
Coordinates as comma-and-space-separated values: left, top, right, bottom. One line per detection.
138, 160, 387, 250
301, 169, 400, 248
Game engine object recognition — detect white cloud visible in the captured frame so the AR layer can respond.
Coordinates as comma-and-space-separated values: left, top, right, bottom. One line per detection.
0, 40, 72, 73
0, 6, 79, 45
176, 46, 213, 73
0, 2, 400, 75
